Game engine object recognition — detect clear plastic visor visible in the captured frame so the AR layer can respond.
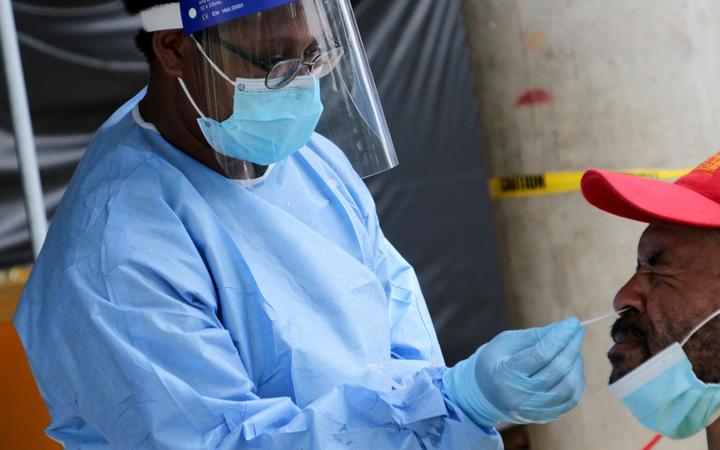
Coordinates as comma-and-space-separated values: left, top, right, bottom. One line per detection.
182, 0, 398, 178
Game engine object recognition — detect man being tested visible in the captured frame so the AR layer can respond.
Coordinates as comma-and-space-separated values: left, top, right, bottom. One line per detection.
582, 153, 720, 448
15, 1, 585, 448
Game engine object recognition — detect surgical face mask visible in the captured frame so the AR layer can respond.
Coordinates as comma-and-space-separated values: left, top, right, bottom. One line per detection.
178, 37, 324, 167
609, 308, 720, 439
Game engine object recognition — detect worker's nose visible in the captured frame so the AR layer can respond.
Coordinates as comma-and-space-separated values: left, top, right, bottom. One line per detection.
613, 273, 648, 314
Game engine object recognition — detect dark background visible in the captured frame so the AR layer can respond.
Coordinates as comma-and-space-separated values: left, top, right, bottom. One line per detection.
0, 0, 507, 364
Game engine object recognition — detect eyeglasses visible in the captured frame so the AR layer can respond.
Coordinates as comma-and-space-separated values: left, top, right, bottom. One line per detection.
205, 34, 345, 90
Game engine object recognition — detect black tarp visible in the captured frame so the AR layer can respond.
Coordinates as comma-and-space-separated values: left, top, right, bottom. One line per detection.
0, 0, 507, 363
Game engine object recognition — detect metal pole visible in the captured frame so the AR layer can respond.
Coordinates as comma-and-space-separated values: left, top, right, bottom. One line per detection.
0, 0, 47, 258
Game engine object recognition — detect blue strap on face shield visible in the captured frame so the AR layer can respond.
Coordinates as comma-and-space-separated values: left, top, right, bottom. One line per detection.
179, 0, 297, 34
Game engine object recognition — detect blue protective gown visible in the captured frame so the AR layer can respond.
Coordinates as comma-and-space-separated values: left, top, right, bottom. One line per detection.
14, 89, 503, 450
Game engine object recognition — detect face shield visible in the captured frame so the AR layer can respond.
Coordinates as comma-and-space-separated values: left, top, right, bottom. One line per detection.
140, 0, 398, 179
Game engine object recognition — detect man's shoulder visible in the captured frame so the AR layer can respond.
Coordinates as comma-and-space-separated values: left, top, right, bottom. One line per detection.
69, 124, 177, 213
46, 118, 192, 269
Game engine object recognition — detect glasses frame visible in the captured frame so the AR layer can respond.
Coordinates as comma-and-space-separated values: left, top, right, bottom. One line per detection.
202, 32, 344, 90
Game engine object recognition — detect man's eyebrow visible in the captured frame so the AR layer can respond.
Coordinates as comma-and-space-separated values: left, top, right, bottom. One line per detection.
640, 250, 664, 266
637, 248, 665, 266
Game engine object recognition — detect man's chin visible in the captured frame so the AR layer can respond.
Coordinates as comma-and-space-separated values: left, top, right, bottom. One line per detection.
608, 345, 649, 384
609, 366, 628, 385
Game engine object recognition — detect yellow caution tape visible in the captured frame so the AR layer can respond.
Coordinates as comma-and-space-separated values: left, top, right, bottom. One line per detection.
489, 168, 692, 199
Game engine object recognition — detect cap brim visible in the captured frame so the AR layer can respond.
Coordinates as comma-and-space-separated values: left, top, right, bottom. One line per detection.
581, 169, 720, 227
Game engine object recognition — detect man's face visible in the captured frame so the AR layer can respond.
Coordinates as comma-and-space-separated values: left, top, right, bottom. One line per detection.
609, 222, 720, 384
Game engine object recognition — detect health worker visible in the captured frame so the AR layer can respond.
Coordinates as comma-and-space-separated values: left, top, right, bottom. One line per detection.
14, 1, 586, 448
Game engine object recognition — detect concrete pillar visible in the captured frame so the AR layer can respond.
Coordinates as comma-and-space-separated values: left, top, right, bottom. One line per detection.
461, 1, 720, 449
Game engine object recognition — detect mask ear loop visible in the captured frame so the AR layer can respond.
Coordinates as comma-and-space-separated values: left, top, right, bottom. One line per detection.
190, 34, 239, 87
177, 78, 207, 119
177, 35, 237, 120
681, 308, 720, 346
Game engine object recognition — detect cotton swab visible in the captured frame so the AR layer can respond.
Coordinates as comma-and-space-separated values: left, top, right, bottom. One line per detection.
580, 308, 631, 327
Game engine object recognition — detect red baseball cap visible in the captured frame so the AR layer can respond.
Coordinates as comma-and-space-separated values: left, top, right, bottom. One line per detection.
581, 152, 720, 227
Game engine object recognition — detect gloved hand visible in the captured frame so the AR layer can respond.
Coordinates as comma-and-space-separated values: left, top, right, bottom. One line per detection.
443, 317, 585, 428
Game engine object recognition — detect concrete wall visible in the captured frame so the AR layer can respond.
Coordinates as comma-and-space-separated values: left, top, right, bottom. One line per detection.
461, 1, 720, 449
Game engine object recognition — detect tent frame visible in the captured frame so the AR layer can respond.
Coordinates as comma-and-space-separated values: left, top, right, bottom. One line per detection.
1, 0, 47, 258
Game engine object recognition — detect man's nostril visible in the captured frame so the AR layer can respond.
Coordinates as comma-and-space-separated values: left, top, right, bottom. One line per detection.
618, 306, 638, 316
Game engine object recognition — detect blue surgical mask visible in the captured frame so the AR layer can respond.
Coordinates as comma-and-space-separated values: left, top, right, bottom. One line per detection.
609, 308, 720, 439
177, 38, 324, 166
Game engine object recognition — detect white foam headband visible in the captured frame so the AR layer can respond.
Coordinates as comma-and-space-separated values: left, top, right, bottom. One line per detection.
140, 3, 183, 32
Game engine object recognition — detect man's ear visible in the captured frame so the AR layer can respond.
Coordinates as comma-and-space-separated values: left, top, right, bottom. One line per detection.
152, 30, 190, 77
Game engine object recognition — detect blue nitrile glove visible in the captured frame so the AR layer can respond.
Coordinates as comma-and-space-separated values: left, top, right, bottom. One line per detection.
443, 317, 585, 428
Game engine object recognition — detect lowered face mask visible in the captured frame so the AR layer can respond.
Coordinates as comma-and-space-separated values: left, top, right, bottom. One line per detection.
609, 308, 720, 439
177, 37, 324, 166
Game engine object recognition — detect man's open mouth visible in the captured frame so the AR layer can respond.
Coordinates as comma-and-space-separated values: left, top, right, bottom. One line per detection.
608, 319, 653, 382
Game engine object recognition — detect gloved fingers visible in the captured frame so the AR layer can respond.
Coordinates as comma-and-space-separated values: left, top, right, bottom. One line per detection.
509, 396, 575, 425
514, 400, 576, 424
489, 328, 543, 354
519, 386, 584, 424
527, 356, 585, 410
489, 318, 578, 353
527, 327, 585, 389
506, 317, 581, 375
566, 366, 585, 409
